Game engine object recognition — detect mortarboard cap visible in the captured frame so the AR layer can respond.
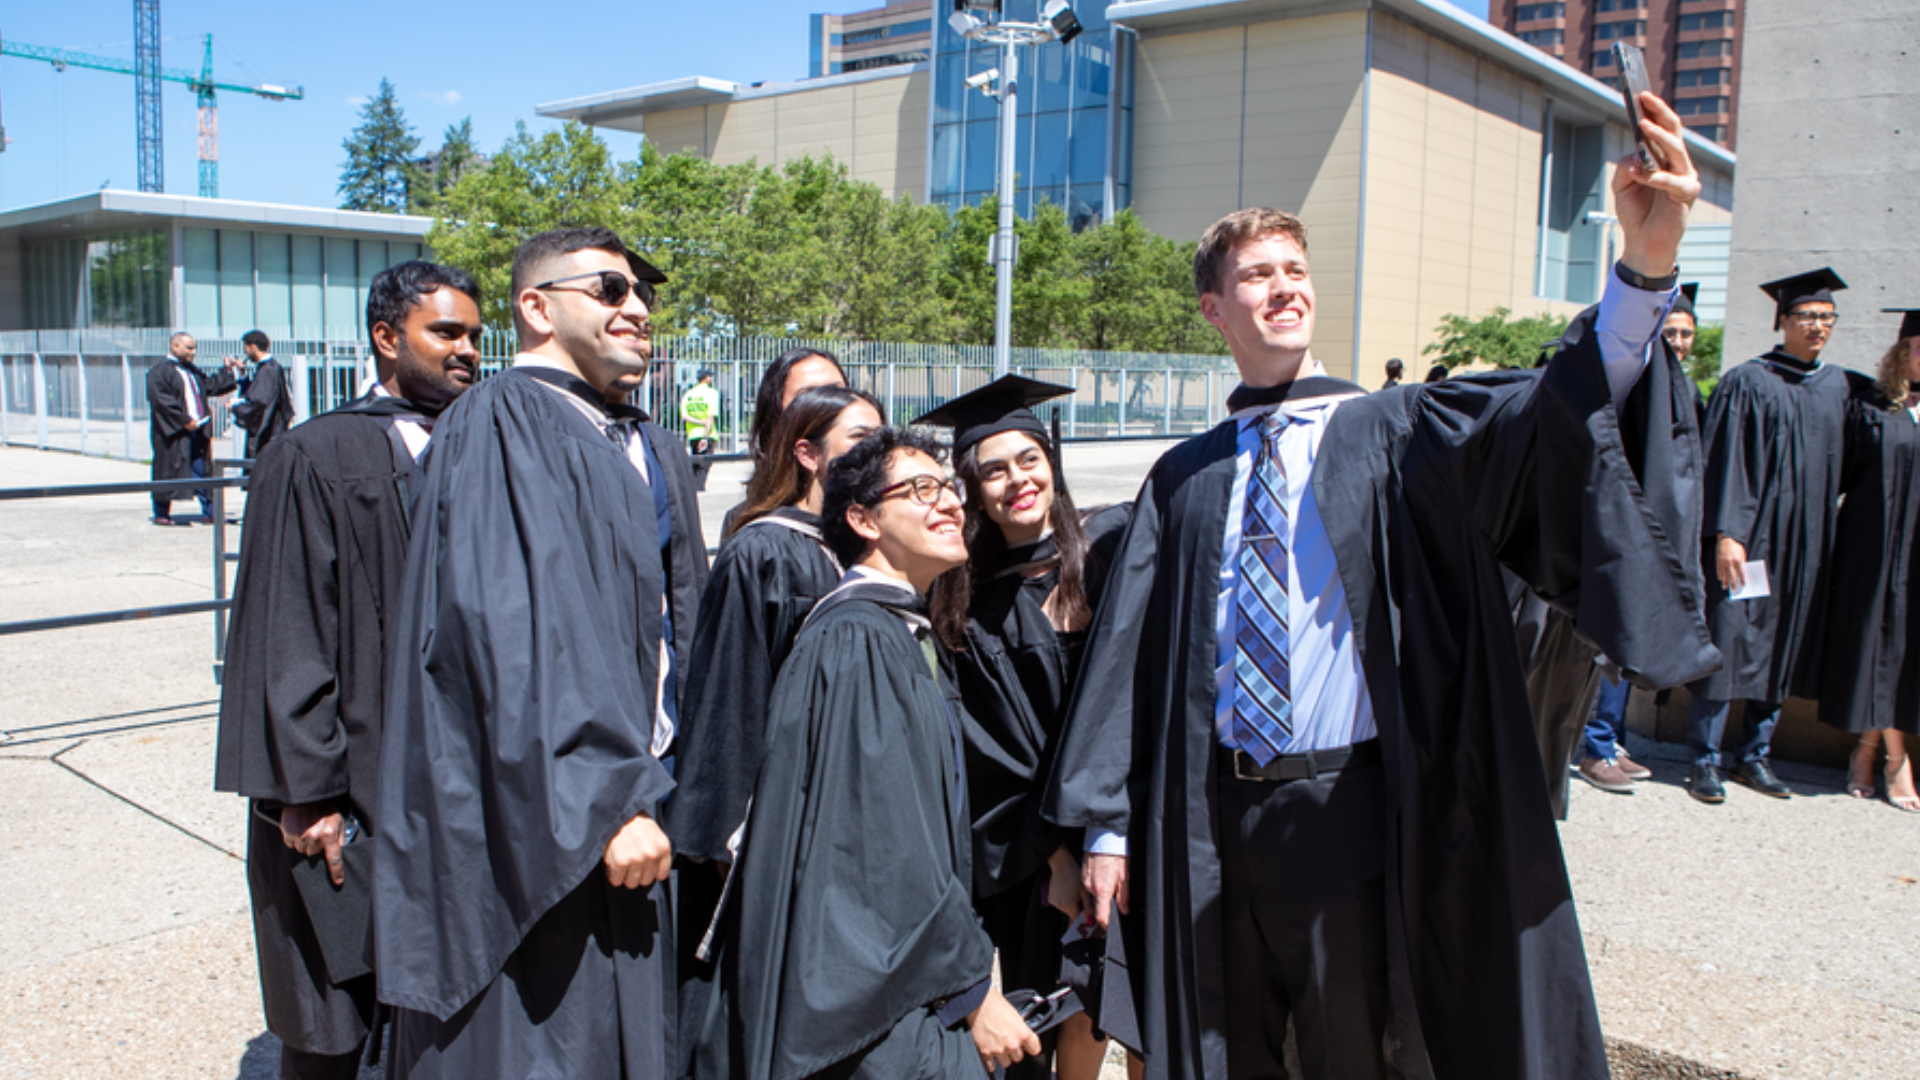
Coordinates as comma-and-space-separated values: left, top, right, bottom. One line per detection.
1759, 267, 1846, 329
913, 374, 1074, 458
1672, 283, 1699, 318
1884, 309, 1920, 342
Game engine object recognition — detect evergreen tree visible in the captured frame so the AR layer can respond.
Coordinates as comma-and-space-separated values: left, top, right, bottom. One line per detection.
338, 79, 424, 214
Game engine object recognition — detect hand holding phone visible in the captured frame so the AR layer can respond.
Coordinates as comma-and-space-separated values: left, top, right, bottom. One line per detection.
1613, 42, 1664, 172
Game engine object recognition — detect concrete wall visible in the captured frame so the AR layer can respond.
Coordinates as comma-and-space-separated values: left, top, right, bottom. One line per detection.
641, 71, 929, 201
1722, 0, 1918, 371
1128, 11, 1369, 379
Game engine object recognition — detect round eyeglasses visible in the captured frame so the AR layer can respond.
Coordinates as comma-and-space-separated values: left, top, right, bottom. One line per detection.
875, 473, 961, 507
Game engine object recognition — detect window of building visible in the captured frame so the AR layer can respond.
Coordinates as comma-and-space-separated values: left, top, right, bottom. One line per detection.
1592, 48, 1615, 67
844, 52, 926, 72
1536, 117, 1608, 304
23, 230, 172, 330
1519, 28, 1564, 46
1685, 123, 1727, 142
1679, 11, 1735, 31
840, 27, 886, 45
1594, 0, 1645, 11
1675, 67, 1731, 87
1594, 20, 1645, 40
1674, 96, 1729, 116
1677, 39, 1734, 59
1514, 3, 1565, 22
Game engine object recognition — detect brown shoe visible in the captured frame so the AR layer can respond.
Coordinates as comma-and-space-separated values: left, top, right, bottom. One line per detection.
1614, 749, 1653, 781
1578, 757, 1635, 794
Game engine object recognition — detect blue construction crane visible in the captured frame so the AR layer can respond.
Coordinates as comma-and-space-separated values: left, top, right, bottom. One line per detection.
1, 14, 302, 197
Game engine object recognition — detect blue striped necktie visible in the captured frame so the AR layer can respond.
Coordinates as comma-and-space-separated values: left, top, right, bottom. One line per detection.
1230, 413, 1294, 766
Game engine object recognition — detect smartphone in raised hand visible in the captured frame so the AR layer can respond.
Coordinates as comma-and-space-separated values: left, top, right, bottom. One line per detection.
1613, 41, 1664, 172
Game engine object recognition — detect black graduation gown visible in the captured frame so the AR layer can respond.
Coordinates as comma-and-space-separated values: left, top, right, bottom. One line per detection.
668, 508, 843, 864
233, 358, 294, 460
1695, 352, 1855, 701
372, 367, 707, 1079
147, 358, 238, 480
213, 394, 425, 1056
1807, 389, 1920, 734
694, 582, 994, 1080
1043, 307, 1719, 1080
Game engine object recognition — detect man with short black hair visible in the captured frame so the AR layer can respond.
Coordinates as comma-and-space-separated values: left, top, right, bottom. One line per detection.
230, 329, 294, 460
215, 260, 483, 1080
1684, 267, 1862, 803
146, 332, 242, 524
376, 226, 707, 1080
692, 426, 1042, 1079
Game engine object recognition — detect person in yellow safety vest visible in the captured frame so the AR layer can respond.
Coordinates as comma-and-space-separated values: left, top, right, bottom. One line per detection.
681, 368, 720, 490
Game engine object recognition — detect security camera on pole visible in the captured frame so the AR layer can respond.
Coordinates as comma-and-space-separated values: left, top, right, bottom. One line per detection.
951, 0, 1083, 378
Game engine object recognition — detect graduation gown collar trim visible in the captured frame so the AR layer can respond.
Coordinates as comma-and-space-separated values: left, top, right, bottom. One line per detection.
510, 361, 617, 417
1225, 374, 1367, 416
804, 568, 930, 633
332, 388, 436, 421
1757, 348, 1820, 377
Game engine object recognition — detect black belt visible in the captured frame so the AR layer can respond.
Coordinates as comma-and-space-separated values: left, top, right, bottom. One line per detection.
1220, 737, 1380, 783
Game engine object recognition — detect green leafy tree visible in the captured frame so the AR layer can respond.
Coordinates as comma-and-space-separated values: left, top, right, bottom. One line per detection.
427, 121, 632, 328
1688, 323, 1724, 399
1072, 210, 1221, 354
1424, 307, 1571, 371
339, 79, 425, 214
418, 118, 486, 211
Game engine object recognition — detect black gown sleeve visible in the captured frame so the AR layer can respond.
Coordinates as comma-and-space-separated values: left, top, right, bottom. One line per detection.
1698, 367, 1768, 548
147, 364, 192, 440
214, 439, 349, 806
1420, 307, 1720, 690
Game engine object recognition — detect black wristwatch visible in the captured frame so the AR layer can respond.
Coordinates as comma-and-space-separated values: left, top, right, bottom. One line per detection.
1615, 260, 1679, 292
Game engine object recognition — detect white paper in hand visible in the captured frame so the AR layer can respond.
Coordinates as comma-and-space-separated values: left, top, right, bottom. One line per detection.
1729, 560, 1770, 601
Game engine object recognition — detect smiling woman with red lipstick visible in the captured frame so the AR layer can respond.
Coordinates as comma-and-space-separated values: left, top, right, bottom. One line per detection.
922, 375, 1135, 1080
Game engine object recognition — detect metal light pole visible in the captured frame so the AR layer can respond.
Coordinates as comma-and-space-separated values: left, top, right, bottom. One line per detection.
954, 3, 1081, 378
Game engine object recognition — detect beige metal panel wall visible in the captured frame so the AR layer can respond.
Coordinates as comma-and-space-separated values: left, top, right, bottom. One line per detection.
1130, 12, 1369, 378
634, 73, 927, 201
1360, 12, 1580, 386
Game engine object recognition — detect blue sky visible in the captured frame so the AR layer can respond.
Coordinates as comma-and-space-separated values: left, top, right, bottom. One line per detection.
0, 0, 1489, 213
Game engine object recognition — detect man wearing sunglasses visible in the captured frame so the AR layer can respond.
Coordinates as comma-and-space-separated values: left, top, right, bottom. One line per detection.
374, 226, 708, 1080
1683, 267, 1861, 804
687, 426, 1044, 1079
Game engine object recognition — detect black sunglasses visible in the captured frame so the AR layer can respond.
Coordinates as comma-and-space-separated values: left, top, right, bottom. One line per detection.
533, 269, 657, 310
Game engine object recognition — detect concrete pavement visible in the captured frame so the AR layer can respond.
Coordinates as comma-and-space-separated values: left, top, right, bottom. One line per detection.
1, 443, 1915, 1079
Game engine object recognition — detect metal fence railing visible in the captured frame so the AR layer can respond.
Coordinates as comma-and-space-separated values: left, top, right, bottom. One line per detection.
1, 333, 1237, 462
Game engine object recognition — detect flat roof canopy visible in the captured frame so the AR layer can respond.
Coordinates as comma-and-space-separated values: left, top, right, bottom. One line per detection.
537, 65, 928, 137
0, 190, 432, 242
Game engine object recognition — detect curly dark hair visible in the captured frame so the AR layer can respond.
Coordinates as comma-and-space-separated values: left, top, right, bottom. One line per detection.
366, 260, 482, 345
820, 426, 947, 569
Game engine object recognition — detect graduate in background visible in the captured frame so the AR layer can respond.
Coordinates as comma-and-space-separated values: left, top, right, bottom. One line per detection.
1685, 267, 1862, 804
230, 330, 295, 461
214, 261, 484, 1080
720, 347, 851, 538
1812, 309, 1920, 812
693, 427, 1041, 1080
922, 376, 1133, 1080
1043, 92, 1717, 1080
374, 227, 708, 1079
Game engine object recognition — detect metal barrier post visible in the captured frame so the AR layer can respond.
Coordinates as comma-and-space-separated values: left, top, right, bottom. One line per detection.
291, 354, 313, 423
1116, 369, 1127, 437
122, 357, 137, 462
1206, 371, 1217, 428
212, 465, 230, 678
1068, 367, 1079, 439
1164, 368, 1173, 435
1, 355, 11, 445
33, 353, 49, 449
886, 365, 896, 427
78, 357, 91, 455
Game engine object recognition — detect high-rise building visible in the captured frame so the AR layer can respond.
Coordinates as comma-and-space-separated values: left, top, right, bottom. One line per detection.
810, 0, 935, 78
1494, 0, 1742, 148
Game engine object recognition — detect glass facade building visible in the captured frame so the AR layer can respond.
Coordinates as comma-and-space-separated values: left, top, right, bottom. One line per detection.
928, 0, 1134, 228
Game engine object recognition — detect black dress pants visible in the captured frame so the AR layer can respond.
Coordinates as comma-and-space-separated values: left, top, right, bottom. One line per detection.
1217, 758, 1390, 1080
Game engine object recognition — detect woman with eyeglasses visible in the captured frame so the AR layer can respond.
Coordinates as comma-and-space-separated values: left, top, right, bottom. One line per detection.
720, 347, 851, 538
1811, 312, 1920, 812
921, 377, 1137, 1080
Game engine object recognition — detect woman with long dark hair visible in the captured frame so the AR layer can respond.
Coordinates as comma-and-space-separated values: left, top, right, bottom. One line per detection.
720, 347, 850, 538
1816, 314, 1920, 811
923, 377, 1133, 1080
671, 384, 887, 865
